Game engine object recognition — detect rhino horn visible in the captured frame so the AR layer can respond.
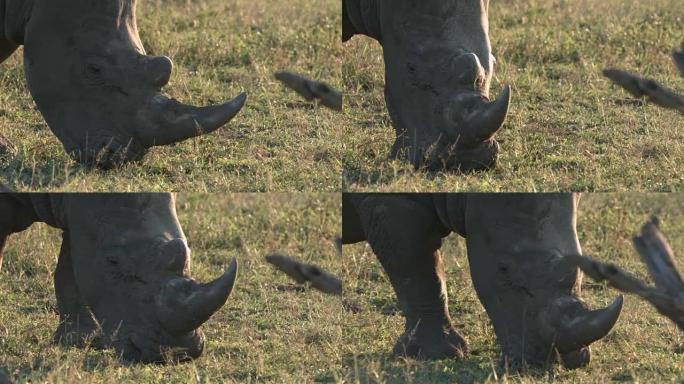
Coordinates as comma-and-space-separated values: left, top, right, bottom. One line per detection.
554, 295, 623, 351
159, 238, 190, 272
157, 258, 238, 334
462, 84, 511, 144
138, 93, 248, 147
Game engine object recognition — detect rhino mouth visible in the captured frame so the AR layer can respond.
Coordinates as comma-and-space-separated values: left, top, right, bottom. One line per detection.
394, 85, 511, 172
119, 330, 205, 364
417, 136, 500, 172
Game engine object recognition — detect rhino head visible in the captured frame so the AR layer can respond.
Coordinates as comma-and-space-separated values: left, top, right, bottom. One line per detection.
0, 0, 246, 168
465, 194, 622, 368
52, 194, 236, 363
343, 0, 510, 171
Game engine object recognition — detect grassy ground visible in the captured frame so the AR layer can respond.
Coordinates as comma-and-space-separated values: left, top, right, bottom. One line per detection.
342, 194, 684, 383
1, 194, 683, 383
343, 0, 684, 192
0, 0, 341, 192
0, 193, 343, 383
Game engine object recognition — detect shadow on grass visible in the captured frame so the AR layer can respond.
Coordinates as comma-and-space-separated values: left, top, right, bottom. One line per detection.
342, 159, 493, 191
0, 153, 85, 191
343, 352, 496, 384
6, 355, 59, 383
342, 165, 411, 190
342, 350, 569, 384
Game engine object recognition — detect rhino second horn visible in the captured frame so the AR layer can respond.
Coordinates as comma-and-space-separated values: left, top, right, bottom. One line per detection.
554, 295, 623, 352
157, 258, 238, 334
462, 84, 511, 143
138, 92, 248, 147
160, 238, 189, 272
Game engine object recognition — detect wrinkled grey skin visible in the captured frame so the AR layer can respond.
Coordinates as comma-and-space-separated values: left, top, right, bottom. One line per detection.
343, 0, 511, 171
343, 193, 623, 369
0, 0, 246, 168
0, 194, 237, 363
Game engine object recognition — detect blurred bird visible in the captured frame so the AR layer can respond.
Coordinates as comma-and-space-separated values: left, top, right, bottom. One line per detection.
275, 71, 343, 111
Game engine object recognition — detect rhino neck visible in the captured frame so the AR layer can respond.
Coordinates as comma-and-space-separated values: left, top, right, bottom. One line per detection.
1, 0, 33, 45
342, 0, 381, 42
29, 194, 67, 229
0, 193, 39, 234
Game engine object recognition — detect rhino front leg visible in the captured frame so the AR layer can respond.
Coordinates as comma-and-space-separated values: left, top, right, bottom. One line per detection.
0, 194, 39, 273
53, 232, 98, 346
358, 196, 467, 360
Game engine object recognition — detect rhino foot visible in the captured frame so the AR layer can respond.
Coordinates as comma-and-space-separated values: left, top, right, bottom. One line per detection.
393, 321, 468, 360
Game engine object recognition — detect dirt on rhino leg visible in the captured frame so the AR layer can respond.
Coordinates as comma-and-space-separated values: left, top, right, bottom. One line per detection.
53, 232, 99, 346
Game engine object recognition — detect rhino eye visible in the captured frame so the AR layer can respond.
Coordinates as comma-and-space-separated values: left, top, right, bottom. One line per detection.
103, 245, 126, 267
87, 63, 102, 75
84, 61, 106, 84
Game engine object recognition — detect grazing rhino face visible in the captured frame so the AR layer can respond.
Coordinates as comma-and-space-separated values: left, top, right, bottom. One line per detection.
19, 0, 245, 168
381, 1, 510, 171
58, 194, 237, 362
344, 0, 510, 171
464, 194, 623, 368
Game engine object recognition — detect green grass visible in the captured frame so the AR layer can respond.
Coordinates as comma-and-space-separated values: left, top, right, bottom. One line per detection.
0, 193, 343, 383
343, 194, 684, 383
343, 0, 684, 192
0, 0, 342, 192
2, 194, 683, 383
